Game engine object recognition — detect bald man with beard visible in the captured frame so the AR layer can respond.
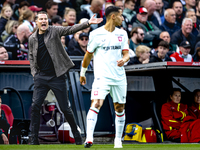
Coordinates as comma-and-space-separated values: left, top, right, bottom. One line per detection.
3, 24, 31, 60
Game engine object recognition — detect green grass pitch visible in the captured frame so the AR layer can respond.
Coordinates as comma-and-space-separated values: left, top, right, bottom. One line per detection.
0, 144, 200, 150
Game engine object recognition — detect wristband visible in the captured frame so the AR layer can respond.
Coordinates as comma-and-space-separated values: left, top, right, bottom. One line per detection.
80, 67, 87, 77
87, 20, 90, 26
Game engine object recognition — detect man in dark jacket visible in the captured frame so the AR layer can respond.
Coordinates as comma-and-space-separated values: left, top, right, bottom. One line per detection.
171, 18, 196, 54
160, 8, 180, 36
28, 11, 102, 145
150, 40, 172, 62
69, 32, 90, 69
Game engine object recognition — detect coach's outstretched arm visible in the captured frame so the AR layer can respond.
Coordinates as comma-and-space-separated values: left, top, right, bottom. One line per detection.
80, 52, 93, 85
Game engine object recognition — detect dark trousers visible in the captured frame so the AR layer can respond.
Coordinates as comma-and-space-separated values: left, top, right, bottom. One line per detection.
31, 73, 79, 143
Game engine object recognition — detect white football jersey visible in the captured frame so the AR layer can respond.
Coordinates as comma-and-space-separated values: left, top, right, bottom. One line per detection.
87, 26, 129, 85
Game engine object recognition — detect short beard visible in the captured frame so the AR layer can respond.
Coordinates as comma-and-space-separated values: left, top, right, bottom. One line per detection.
136, 38, 142, 43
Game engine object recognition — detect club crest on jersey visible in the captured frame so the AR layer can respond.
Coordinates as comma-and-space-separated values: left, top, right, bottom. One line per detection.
118, 36, 122, 42
94, 91, 98, 96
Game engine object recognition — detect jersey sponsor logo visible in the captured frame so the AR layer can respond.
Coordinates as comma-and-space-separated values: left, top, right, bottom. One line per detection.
102, 46, 121, 51
94, 91, 98, 96
118, 36, 122, 42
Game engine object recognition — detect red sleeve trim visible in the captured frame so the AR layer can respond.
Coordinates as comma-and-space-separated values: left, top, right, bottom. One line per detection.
86, 50, 94, 54
122, 49, 129, 51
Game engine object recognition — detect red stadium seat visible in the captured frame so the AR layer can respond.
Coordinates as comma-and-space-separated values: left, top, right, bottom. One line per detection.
1, 104, 14, 127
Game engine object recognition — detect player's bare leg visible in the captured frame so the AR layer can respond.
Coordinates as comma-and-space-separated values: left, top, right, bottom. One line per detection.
84, 99, 104, 148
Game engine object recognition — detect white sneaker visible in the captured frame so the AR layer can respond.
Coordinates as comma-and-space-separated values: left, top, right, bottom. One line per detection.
114, 138, 123, 148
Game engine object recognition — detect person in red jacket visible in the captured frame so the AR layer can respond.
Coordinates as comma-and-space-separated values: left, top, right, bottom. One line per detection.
188, 89, 200, 119
161, 88, 187, 142
161, 88, 200, 143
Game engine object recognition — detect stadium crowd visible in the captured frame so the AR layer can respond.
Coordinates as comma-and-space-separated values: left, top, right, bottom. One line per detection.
0, 0, 200, 66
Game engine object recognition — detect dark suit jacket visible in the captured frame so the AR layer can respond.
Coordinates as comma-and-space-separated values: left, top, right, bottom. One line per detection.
28, 22, 89, 77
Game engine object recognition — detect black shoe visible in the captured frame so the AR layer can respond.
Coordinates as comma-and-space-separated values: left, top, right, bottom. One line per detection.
29, 136, 40, 145
74, 131, 83, 145
84, 141, 93, 148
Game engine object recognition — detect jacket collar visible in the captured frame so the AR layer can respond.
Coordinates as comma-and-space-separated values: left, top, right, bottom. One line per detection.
32, 26, 50, 39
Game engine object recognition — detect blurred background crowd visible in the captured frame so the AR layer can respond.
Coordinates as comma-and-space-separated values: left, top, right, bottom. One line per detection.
0, 0, 200, 68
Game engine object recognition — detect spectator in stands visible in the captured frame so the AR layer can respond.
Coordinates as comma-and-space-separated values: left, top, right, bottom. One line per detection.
196, 0, 200, 30
159, 31, 178, 53
192, 47, 200, 62
63, 7, 76, 26
12, 1, 30, 21
18, 9, 34, 32
0, 5, 13, 42
185, 0, 196, 11
63, 7, 77, 47
45, 0, 58, 25
3, 24, 31, 60
61, 36, 68, 52
127, 45, 151, 65
67, 30, 83, 54
114, 0, 132, 35
132, 7, 162, 47
160, 9, 180, 36
129, 27, 145, 52
0, 96, 9, 144
188, 89, 200, 119
51, 15, 63, 26
79, 18, 91, 33
1, 20, 18, 42
144, 0, 161, 27
161, 88, 200, 143
185, 9, 199, 37
28, 5, 43, 27
0, 46, 9, 60
154, 0, 165, 24
171, 18, 196, 54
149, 40, 172, 62
170, 40, 193, 62
57, 0, 72, 18
68, 32, 89, 69
69, 32, 88, 56
123, 0, 136, 22
172, 1, 185, 27
78, 0, 104, 30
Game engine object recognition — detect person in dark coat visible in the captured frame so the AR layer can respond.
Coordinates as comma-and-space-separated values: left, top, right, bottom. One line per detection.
150, 41, 172, 62
193, 47, 200, 62
28, 11, 103, 145
0, 5, 13, 42
160, 9, 180, 36
171, 18, 196, 54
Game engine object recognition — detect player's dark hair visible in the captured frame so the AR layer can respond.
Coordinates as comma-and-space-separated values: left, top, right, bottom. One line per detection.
105, 6, 121, 18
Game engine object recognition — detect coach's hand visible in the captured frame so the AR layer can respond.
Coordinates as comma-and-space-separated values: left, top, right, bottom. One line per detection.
80, 76, 86, 85
89, 14, 103, 25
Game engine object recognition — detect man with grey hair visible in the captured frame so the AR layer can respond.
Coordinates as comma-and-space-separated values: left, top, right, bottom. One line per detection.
185, 9, 198, 36
160, 8, 180, 36
171, 18, 196, 54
